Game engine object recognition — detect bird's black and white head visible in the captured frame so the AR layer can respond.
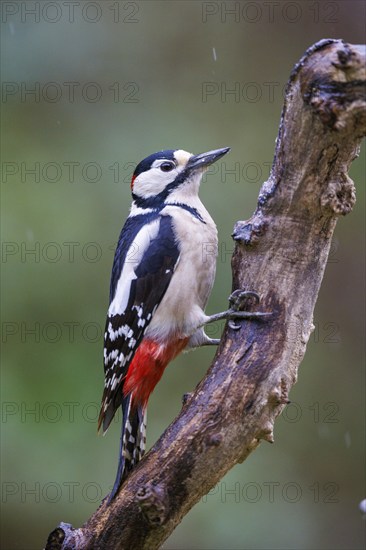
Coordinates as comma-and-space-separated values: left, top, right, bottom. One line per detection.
130, 147, 230, 209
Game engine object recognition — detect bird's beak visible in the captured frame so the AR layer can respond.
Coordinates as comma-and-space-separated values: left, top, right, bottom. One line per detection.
186, 147, 230, 172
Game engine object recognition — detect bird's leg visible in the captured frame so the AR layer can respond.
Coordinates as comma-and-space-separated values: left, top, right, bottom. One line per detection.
202, 290, 271, 331
200, 337, 221, 346
186, 329, 220, 349
188, 291, 270, 349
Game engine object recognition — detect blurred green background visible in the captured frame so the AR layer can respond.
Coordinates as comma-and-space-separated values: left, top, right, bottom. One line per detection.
1, 1, 365, 549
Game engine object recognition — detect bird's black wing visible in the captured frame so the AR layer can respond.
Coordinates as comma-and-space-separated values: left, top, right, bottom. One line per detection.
98, 214, 180, 433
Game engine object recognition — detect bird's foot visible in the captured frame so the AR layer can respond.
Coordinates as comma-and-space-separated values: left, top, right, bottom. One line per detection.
204, 289, 271, 330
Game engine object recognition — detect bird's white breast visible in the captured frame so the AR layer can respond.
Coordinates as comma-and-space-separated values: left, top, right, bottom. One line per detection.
146, 199, 218, 342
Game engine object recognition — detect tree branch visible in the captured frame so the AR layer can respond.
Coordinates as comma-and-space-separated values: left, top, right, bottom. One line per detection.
45, 39, 366, 550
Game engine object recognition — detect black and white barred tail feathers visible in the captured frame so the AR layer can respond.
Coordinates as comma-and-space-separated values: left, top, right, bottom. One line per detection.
108, 396, 147, 503
98, 214, 180, 433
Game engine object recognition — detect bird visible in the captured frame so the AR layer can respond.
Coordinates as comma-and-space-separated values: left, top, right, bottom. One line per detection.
98, 147, 266, 503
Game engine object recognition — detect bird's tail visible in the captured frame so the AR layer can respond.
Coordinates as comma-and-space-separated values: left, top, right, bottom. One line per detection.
108, 395, 147, 503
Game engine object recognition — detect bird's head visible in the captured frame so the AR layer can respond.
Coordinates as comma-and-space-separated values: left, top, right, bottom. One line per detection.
130, 147, 230, 207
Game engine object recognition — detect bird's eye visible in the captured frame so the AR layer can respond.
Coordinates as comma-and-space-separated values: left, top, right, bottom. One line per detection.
160, 162, 174, 172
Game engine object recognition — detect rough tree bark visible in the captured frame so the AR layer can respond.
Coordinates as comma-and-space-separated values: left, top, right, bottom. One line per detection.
45, 39, 366, 550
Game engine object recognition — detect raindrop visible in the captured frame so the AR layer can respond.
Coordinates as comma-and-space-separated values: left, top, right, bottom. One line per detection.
359, 499, 366, 515
26, 229, 34, 242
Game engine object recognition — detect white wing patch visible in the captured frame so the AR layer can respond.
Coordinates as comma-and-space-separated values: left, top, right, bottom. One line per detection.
108, 219, 161, 316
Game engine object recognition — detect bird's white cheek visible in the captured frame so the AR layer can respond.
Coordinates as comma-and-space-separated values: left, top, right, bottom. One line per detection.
134, 171, 176, 198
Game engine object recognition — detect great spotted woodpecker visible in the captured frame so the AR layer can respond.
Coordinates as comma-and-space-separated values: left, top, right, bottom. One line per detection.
98, 147, 266, 502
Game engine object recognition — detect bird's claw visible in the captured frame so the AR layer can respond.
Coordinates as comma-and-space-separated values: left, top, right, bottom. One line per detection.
227, 290, 271, 329
228, 290, 260, 311
228, 319, 242, 330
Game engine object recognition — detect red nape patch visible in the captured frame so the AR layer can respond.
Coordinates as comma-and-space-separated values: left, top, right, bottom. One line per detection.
130, 174, 136, 190
124, 337, 189, 408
